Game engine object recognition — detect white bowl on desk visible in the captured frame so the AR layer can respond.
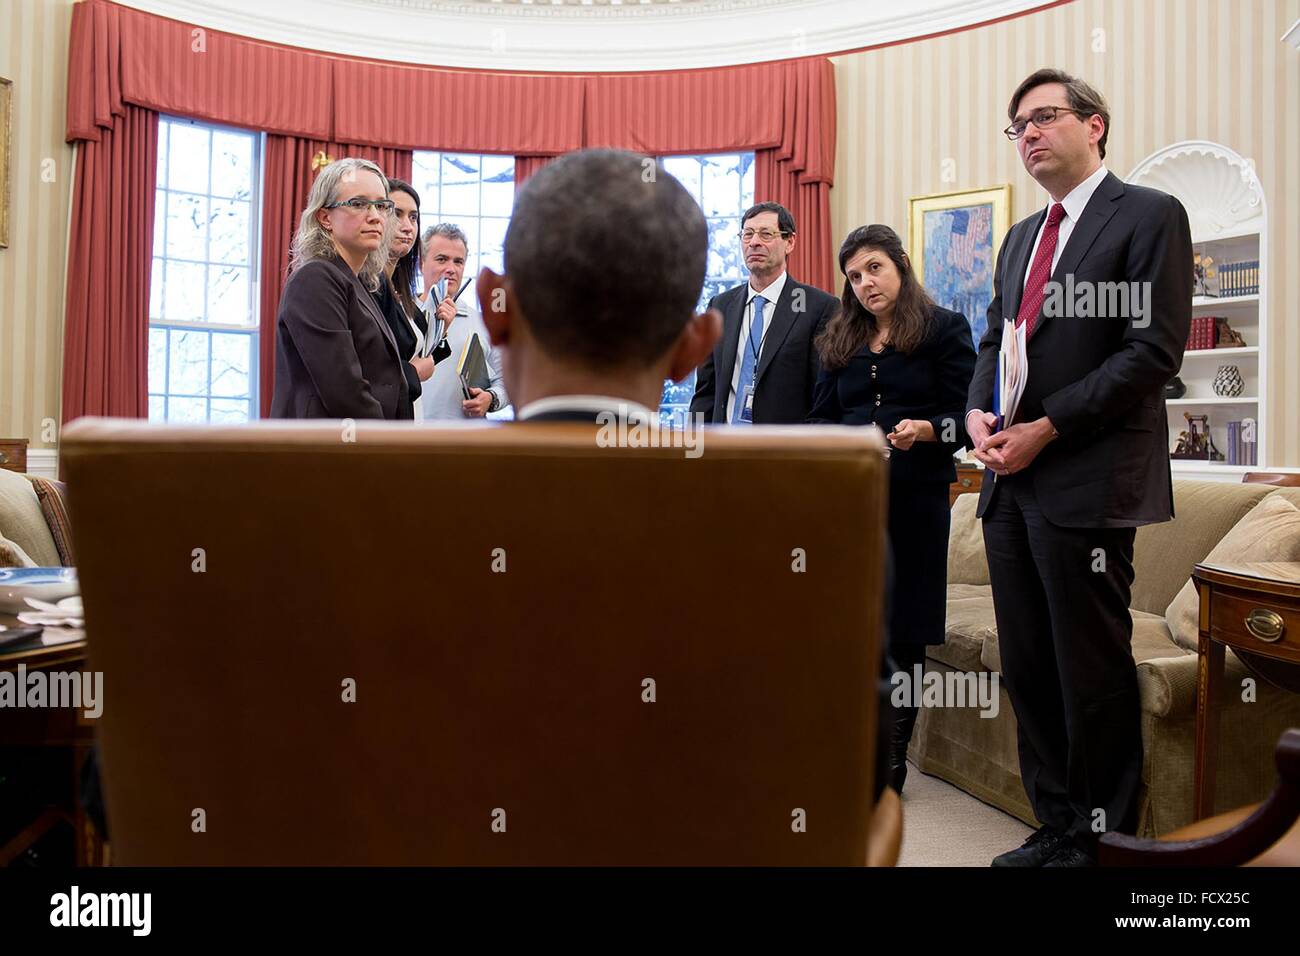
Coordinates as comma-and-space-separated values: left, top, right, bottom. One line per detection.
0, 567, 79, 615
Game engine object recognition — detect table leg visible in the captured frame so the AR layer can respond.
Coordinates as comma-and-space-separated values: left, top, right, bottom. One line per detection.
1195, 634, 1225, 821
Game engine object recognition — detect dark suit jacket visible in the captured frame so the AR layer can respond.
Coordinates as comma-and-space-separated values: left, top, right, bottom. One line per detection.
808, 306, 976, 484
373, 278, 427, 403
965, 171, 1193, 527
690, 276, 838, 424
270, 254, 413, 420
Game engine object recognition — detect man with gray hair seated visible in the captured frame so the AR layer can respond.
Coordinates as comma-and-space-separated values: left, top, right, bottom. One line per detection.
416, 222, 509, 420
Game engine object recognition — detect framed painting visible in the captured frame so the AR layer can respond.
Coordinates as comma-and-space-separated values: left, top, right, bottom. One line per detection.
908, 185, 1011, 348
0, 76, 10, 249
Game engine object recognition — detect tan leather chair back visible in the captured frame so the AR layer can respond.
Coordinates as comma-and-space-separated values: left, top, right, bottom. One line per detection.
62, 418, 887, 865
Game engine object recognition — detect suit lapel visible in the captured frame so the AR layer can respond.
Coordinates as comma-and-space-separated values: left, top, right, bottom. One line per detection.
755, 278, 799, 385
1033, 172, 1123, 338
1001, 212, 1042, 325
356, 274, 401, 360
715, 287, 746, 416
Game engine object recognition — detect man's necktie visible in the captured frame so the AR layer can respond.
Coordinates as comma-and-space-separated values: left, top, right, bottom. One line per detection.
1016, 202, 1067, 339
732, 294, 766, 424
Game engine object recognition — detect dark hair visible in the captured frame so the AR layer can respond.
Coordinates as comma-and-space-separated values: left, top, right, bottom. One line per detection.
741, 201, 795, 236
815, 224, 936, 370
1008, 68, 1110, 160
505, 149, 707, 369
387, 178, 421, 319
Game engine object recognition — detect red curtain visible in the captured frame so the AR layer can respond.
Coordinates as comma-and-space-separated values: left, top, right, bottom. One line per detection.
62, 105, 158, 423
258, 139, 412, 416
513, 155, 555, 192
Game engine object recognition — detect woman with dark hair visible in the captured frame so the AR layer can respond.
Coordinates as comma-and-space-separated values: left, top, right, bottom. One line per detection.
373, 178, 435, 412
809, 224, 976, 793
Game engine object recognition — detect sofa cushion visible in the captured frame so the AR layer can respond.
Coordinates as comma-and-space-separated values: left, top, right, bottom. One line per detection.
28, 477, 74, 566
934, 583, 995, 672
1130, 480, 1273, 616
946, 493, 989, 586
0, 468, 61, 567
1164, 493, 1300, 650
977, 607, 1187, 675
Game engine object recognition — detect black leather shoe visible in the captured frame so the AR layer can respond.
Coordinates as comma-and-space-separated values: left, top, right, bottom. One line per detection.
1043, 842, 1097, 867
991, 826, 1068, 867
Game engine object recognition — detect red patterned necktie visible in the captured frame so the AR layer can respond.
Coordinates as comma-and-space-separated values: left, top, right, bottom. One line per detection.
1016, 202, 1067, 339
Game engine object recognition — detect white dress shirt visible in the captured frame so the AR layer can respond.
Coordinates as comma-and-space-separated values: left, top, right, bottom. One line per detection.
725, 271, 788, 422
416, 285, 509, 421
516, 395, 656, 423
1021, 163, 1109, 291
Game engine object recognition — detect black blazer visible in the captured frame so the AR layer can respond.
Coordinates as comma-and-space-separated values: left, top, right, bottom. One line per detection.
808, 307, 976, 484
373, 278, 426, 403
690, 277, 838, 424
965, 171, 1193, 528
270, 254, 413, 420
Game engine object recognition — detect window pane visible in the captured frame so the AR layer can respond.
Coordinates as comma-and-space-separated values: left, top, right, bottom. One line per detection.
156, 122, 169, 185
480, 155, 515, 217
167, 123, 210, 194
168, 329, 210, 396
149, 395, 166, 422
166, 192, 209, 261
440, 153, 480, 215
740, 154, 755, 208
707, 216, 743, 280
150, 258, 163, 319
207, 266, 251, 326
477, 218, 508, 276
662, 156, 702, 201
209, 199, 251, 266
210, 130, 253, 200
149, 327, 168, 392
210, 332, 252, 398
164, 261, 207, 322
702, 154, 742, 217
210, 398, 251, 423
167, 396, 208, 423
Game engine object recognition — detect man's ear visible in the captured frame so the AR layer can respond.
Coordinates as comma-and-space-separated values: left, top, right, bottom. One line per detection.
667, 308, 723, 383
477, 268, 513, 347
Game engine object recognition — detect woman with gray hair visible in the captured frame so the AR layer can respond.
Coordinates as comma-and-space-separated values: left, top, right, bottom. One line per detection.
269, 157, 413, 420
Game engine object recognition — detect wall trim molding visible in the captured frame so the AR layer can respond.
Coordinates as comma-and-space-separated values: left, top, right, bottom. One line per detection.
112, 0, 1058, 73
26, 450, 59, 481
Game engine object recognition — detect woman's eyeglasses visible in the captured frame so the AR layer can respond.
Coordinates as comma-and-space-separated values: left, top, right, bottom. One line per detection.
325, 197, 396, 214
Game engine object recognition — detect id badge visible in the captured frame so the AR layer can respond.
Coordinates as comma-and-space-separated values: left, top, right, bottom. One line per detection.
740, 384, 756, 423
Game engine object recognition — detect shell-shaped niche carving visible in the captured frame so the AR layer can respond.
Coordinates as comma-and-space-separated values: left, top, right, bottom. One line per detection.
1128, 141, 1265, 239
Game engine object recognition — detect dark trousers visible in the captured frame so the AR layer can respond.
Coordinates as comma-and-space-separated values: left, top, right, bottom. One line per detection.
981, 474, 1142, 849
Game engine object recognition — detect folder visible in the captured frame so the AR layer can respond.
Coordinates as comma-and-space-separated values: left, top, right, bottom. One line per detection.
457, 333, 491, 400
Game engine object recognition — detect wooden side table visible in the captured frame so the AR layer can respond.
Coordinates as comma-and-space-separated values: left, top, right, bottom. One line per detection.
949, 462, 984, 507
0, 438, 28, 473
1193, 561, 1300, 820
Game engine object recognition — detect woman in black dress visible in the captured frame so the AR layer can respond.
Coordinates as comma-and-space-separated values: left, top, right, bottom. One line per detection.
808, 224, 976, 792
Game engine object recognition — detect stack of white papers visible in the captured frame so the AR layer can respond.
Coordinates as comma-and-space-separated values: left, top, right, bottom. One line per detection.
994, 317, 1028, 432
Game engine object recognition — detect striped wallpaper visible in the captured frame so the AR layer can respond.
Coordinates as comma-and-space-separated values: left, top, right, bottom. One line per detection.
0, 0, 75, 451
1, 0, 1297, 466
830, 0, 1300, 467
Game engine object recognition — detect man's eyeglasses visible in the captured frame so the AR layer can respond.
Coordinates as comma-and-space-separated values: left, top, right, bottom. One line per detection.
1003, 106, 1087, 140
325, 197, 396, 214
740, 228, 790, 243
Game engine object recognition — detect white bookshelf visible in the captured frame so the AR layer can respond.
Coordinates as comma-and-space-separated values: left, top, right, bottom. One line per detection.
1128, 141, 1267, 474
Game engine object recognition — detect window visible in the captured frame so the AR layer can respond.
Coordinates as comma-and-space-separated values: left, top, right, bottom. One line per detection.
408, 150, 754, 426
410, 152, 515, 279
148, 116, 261, 423
658, 153, 755, 426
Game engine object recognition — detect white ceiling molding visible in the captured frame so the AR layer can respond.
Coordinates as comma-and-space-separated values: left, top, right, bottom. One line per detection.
113, 0, 1056, 73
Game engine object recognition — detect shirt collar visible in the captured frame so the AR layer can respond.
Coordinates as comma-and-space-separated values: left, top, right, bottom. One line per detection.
516, 395, 657, 423
747, 270, 788, 306
1053, 164, 1109, 225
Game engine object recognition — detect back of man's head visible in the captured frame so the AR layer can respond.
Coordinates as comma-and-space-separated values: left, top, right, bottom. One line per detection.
504, 149, 708, 371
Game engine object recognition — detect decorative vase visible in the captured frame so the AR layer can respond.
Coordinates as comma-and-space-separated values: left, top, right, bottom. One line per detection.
1213, 365, 1245, 398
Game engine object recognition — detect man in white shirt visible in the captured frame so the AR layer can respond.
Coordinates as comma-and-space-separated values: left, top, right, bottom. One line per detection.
417, 223, 509, 420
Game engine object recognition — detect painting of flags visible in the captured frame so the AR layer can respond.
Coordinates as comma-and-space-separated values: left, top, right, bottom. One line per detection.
908, 185, 1012, 350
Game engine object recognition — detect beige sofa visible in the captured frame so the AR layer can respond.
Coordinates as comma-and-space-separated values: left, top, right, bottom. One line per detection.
913, 479, 1300, 837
